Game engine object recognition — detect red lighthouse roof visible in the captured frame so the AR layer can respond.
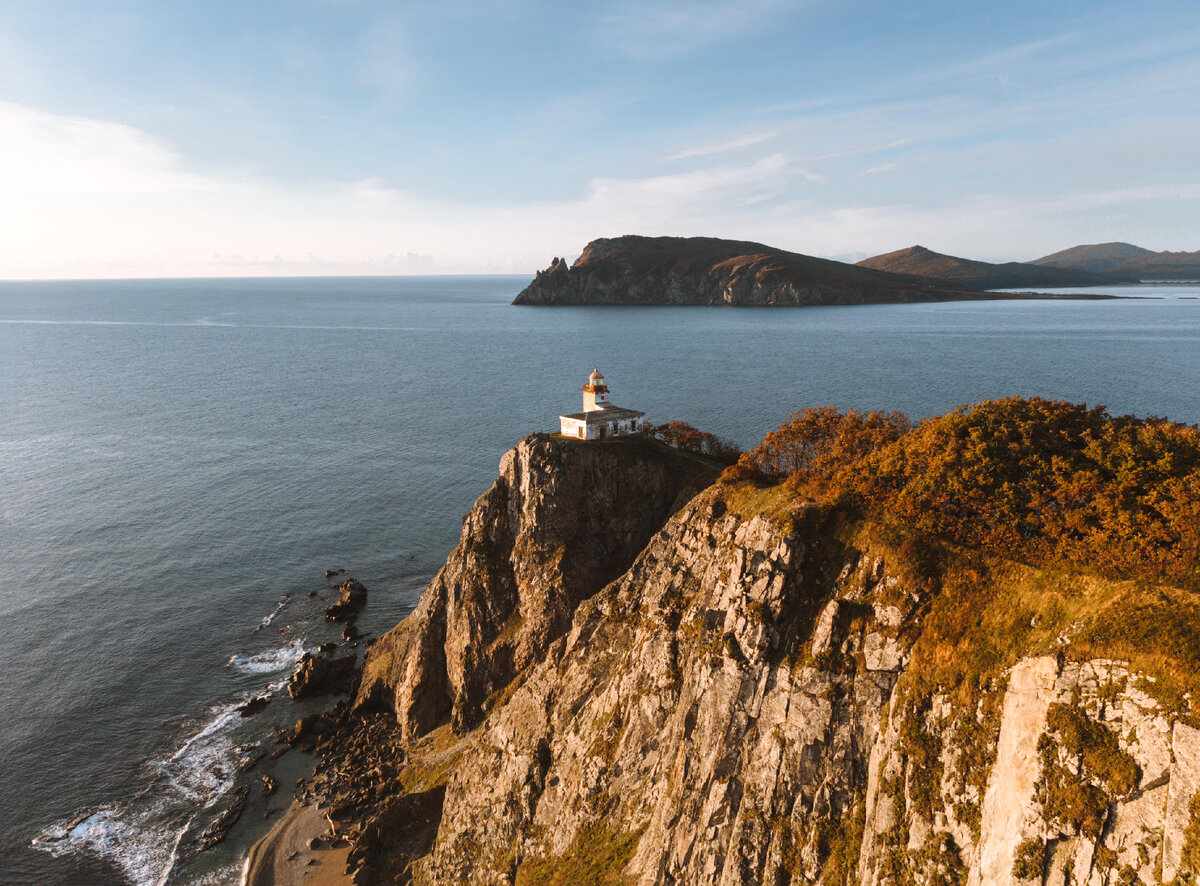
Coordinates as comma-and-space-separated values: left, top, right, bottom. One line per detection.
589, 368, 603, 381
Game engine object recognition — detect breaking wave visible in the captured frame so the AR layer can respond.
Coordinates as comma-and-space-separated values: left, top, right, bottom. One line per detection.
33, 636, 307, 885
227, 638, 308, 675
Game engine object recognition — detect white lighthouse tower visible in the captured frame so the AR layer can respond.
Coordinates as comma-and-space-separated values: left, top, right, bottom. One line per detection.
582, 368, 610, 411
559, 369, 646, 440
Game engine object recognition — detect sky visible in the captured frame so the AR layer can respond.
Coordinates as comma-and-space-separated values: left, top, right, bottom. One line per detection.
0, 0, 1197, 278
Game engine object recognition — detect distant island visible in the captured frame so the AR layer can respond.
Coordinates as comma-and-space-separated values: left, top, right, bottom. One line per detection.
857, 244, 1136, 289
1032, 241, 1200, 280
512, 236, 1122, 306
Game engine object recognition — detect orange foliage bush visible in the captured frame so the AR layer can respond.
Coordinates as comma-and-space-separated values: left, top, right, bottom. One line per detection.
733, 398, 1200, 587
733, 405, 910, 491
647, 420, 742, 464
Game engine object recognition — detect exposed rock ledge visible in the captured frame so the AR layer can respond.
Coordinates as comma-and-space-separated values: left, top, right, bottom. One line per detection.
249, 432, 1200, 886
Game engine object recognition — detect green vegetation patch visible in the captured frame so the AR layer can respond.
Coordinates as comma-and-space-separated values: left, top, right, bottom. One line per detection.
1012, 838, 1047, 881
899, 703, 945, 821
514, 825, 645, 886
819, 801, 867, 886
398, 724, 465, 794
909, 833, 967, 886
1183, 793, 1200, 875
1044, 704, 1139, 795
1035, 703, 1139, 837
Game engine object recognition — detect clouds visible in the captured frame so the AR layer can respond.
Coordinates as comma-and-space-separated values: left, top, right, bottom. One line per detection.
0, 2, 1198, 276
3, 89, 1196, 281
664, 131, 779, 162
0, 101, 212, 196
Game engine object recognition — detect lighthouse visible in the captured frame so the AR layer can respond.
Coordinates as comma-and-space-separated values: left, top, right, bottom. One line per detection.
559, 369, 646, 440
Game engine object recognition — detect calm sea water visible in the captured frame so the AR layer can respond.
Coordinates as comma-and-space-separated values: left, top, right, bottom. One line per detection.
2, 277, 1198, 885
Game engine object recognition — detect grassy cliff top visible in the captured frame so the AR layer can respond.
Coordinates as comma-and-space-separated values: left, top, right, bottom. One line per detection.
716, 397, 1200, 714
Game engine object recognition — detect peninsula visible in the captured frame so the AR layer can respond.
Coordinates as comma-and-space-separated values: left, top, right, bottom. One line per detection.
512, 235, 1117, 306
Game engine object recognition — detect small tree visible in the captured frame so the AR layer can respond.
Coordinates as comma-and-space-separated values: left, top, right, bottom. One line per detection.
647, 420, 742, 464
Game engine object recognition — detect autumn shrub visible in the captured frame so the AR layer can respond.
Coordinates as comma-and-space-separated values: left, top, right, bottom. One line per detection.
734, 405, 910, 491
647, 420, 742, 464
861, 397, 1200, 587
731, 398, 1200, 589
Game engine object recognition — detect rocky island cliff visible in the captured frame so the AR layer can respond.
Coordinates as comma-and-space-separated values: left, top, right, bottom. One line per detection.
251, 403, 1200, 886
512, 236, 1114, 306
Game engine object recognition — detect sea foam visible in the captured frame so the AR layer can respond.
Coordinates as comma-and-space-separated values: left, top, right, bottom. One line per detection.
34, 637, 307, 885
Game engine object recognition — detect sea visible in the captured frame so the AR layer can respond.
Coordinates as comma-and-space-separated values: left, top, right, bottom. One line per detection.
2, 277, 1199, 885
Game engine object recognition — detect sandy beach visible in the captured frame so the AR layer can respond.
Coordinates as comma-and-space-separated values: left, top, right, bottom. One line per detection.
242, 801, 352, 886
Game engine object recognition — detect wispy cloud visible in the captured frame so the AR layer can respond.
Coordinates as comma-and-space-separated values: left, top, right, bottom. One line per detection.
587, 153, 791, 218
861, 163, 896, 176
0, 101, 215, 196
664, 131, 778, 162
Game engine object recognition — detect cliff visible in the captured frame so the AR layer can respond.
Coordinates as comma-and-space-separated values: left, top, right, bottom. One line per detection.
262, 423, 1200, 886
514, 236, 1024, 306
858, 245, 1136, 289
359, 434, 722, 738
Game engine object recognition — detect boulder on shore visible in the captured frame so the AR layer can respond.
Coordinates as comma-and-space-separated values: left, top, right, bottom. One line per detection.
288, 653, 357, 700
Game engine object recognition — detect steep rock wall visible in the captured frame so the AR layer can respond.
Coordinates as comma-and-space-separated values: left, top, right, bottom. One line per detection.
358, 434, 720, 739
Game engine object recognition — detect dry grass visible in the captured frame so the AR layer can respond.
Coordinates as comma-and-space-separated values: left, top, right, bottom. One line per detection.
514, 825, 645, 886
716, 480, 814, 530
399, 724, 466, 794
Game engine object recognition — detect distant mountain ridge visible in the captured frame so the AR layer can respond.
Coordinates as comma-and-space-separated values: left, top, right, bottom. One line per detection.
856, 244, 1133, 289
1033, 242, 1200, 280
513, 236, 1115, 306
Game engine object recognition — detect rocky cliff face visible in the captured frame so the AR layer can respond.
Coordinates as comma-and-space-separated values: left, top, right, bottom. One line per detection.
512, 236, 997, 307
323, 435, 1200, 886
358, 434, 720, 738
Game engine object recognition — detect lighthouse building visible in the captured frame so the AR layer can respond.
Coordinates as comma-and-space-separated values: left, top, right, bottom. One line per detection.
559, 370, 646, 440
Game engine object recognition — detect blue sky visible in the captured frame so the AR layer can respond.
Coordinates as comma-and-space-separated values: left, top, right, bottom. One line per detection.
0, 0, 1197, 277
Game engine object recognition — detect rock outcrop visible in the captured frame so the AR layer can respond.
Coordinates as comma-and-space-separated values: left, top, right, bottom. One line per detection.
325, 578, 368, 622
513, 236, 1115, 306
282, 433, 1200, 886
288, 652, 358, 699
